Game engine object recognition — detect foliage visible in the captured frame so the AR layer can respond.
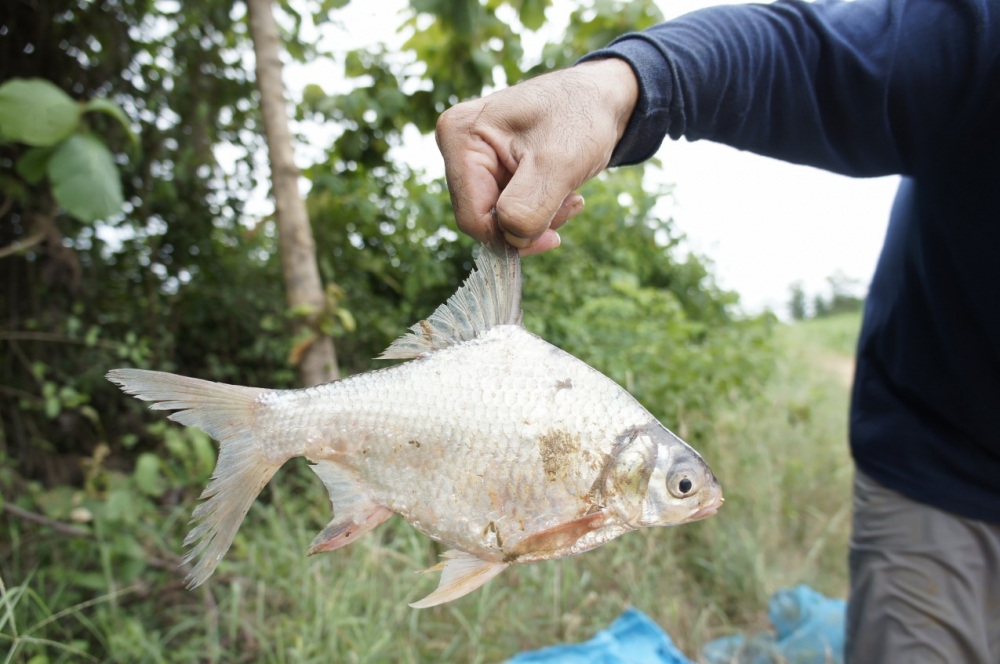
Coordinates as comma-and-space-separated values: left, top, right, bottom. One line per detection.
0, 77, 132, 223
2, 0, 779, 661
521, 169, 774, 441
813, 271, 865, 318
788, 272, 865, 320
785, 311, 863, 358
788, 280, 808, 321
529, 0, 663, 74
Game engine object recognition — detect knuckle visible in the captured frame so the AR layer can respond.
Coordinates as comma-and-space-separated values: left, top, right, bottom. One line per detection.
435, 102, 479, 141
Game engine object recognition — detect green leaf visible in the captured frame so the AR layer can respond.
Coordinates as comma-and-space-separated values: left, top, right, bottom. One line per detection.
84, 325, 100, 346
518, 0, 548, 31
79, 405, 100, 427
35, 486, 75, 520
335, 307, 356, 332
48, 133, 124, 223
73, 572, 110, 591
83, 97, 138, 145
302, 84, 327, 108
314, 0, 350, 24
190, 429, 216, 479
344, 51, 367, 79
288, 303, 319, 318
45, 397, 61, 419
0, 78, 80, 146
104, 488, 140, 524
134, 453, 166, 497
15, 146, 56, 184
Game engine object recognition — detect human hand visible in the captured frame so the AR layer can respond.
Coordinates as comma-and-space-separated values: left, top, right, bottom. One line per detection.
435, 58, 639, 255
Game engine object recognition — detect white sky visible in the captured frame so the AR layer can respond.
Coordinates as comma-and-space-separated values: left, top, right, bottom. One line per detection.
281, 0, 898, 317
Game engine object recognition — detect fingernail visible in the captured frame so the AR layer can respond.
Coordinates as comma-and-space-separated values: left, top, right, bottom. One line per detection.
503, 231, 532, 249
519, 231, 560, 256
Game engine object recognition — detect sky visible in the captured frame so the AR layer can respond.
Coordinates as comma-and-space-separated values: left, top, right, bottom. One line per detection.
283, 0, 899, 317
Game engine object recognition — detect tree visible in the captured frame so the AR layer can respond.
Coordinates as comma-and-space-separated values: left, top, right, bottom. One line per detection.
824, 270, 865, 316
788, 281, 807, 320
795, 271, 865, 320
246, 0, 338, 385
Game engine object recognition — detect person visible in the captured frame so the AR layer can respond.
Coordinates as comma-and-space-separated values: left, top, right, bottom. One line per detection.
433, 0, 1000, 661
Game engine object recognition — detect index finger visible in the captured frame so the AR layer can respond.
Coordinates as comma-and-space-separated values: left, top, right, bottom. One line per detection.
437, 108, 511, 245
443, 149, 508, 245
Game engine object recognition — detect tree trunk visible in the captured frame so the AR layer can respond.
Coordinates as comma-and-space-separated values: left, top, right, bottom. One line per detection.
246, 0, 338, 385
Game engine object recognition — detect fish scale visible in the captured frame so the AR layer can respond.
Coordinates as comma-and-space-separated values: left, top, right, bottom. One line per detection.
291, 326, 651, 556
107, 238, 723, 608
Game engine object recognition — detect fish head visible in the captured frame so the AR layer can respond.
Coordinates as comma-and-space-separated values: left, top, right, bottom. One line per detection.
605, 424, 723, 528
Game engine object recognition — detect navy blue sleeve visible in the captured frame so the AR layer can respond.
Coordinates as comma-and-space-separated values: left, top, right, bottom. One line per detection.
580, 0, 999, 177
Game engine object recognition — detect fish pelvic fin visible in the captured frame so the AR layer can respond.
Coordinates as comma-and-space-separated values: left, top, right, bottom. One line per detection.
379, 240, 522, 360
307, 461, 393, 555
106, 368, 279, 588
409, 550, 508, 609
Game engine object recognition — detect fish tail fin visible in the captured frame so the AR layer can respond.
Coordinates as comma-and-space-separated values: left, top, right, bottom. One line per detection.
106, 368, 277, 588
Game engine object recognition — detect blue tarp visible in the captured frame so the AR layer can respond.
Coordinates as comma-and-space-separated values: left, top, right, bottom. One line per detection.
507, 607, 692, 664
702, 585, 846, 664
507, 585, 845, 664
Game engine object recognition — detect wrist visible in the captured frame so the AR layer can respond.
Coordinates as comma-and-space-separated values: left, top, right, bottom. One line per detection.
573, 58, 639, 142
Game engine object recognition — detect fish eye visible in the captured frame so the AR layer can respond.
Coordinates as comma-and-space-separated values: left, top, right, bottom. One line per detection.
667, 469, 700, 498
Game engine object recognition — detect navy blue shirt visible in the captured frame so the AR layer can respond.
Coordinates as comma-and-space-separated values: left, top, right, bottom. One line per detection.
583, 0, 1000, 524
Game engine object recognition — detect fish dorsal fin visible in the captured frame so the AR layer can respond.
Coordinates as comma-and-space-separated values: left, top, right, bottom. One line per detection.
379, 240, 522, 360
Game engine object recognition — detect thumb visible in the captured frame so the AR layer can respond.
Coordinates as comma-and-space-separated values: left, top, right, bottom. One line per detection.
495, 152, 592, 248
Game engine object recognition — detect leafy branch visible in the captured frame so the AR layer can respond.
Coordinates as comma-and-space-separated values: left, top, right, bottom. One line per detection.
0, 78, 135, 229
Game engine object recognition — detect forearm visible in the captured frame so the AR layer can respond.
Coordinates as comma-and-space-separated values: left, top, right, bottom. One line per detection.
585, 0, 991, 177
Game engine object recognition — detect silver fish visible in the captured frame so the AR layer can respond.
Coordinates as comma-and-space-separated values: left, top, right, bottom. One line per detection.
107, 240, 722, 608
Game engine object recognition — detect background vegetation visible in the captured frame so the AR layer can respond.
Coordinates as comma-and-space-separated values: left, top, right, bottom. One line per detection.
1, 0, 858, 661
788, 272, 865, 322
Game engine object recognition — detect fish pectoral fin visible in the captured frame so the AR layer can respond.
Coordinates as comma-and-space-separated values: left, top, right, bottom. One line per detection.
506, 510, 609, 561
307, 505, 393, 556
307, 461, 391, 555
409, 550, 507, 609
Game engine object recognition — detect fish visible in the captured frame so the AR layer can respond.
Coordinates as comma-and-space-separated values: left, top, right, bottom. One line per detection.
107, 237, 723, 608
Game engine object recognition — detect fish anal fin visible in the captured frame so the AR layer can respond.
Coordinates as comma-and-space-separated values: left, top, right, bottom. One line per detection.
307, 505, 393, 555
379, 241, 522, 360
308, 460, 391, 554
409, 550, 508, 609
505, 511, 609, 562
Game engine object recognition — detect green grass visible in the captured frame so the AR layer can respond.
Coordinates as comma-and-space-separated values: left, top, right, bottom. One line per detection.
1, 314, 863, 662
784, 311, 863, 357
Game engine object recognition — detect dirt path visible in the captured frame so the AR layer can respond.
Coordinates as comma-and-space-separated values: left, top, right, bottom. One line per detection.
812, 352, 855, 387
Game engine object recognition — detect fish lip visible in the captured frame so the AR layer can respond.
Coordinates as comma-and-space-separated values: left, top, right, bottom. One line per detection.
687, 495, 724, 522
687, 505, 719, 522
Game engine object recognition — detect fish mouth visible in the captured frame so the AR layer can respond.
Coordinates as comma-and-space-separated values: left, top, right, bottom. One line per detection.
687, 495, 724, 522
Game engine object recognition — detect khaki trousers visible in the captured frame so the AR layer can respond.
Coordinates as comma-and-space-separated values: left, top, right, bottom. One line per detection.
847, 470, 1000, 663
